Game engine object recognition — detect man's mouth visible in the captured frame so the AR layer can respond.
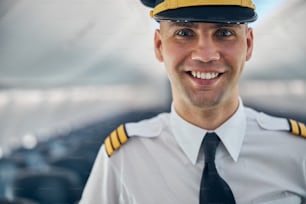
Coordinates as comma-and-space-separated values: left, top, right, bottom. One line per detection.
189, 71, 220, 80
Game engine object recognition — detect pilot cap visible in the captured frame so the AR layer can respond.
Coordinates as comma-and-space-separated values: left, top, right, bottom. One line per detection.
140, 0, 257, 23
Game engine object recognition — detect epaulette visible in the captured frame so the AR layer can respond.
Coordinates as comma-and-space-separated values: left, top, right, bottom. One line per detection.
256, 111, 306, 139
104, 124, 129, 157
288, 119, 306, 138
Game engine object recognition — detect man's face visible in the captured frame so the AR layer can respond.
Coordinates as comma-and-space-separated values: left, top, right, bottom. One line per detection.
154, 21, 253, 112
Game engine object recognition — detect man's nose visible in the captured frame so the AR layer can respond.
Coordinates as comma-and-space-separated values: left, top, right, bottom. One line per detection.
191, 37, 220, 62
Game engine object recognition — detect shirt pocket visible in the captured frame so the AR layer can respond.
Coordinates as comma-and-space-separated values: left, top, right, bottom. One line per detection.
252, 192, 302, 204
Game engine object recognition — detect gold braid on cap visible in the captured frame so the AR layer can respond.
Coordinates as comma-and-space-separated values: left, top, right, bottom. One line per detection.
150, 0, 256, 17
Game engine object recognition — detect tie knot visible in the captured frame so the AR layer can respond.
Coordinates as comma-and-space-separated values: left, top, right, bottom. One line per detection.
203, 132, 220, 163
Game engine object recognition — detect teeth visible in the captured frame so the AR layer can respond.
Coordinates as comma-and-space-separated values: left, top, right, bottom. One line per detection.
191, 71, 219, 80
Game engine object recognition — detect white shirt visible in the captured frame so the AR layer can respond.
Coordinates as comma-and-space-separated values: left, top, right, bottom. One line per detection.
80, 101, 306, 204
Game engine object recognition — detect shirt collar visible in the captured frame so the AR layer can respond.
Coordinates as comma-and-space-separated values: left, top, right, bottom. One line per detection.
170, 99, 247, 165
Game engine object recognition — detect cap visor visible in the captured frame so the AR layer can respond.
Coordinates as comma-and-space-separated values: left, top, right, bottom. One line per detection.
154, 6, 257, 23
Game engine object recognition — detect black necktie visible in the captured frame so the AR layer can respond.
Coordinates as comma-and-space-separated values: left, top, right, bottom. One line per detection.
199, 132, 236, 204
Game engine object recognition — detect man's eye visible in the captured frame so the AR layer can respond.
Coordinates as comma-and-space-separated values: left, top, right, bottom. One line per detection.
175, 29, 193, 37
216, 29, 234, 37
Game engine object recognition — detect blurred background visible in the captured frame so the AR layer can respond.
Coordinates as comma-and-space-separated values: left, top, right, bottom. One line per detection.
242, 0, 306, 122
0, 0, 305, 203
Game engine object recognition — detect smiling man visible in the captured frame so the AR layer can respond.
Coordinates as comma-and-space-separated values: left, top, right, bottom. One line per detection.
80, 1, 306, 204
154, 21, 253, 130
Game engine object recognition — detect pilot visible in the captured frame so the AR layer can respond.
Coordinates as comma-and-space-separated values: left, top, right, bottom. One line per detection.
80, 0, 306, 203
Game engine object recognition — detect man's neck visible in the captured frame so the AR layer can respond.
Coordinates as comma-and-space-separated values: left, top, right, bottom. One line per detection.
173, 99, 239, 130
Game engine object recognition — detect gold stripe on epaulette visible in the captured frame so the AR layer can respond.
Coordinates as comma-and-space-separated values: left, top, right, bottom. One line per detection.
104, 124, 129, 157
298, 122, 306, 138
289, 119, 299, 135
110, 131, 120, 150
288, 119, 306, 138
104, 136, 114, 157
117, 124, 129, 144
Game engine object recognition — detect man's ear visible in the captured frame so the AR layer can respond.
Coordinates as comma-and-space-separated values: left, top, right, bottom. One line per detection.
154, 29, 164, 62
246, 27, 254, 61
